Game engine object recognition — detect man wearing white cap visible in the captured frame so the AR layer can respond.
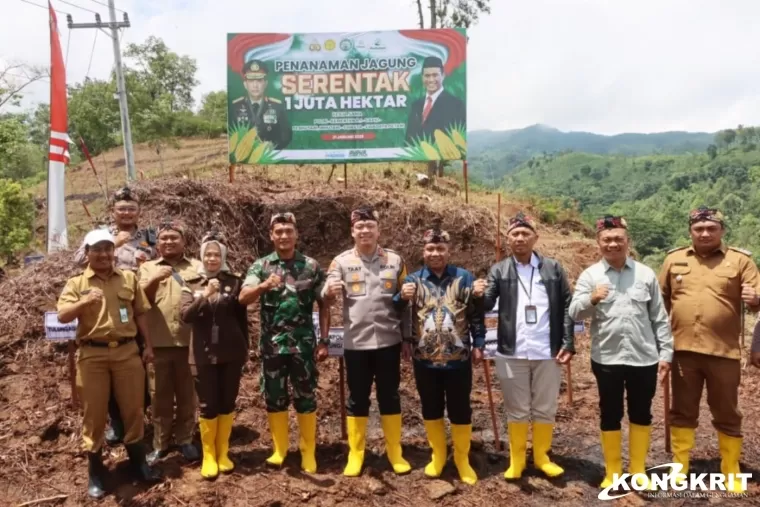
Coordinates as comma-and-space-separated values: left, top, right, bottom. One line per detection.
58, 229, 160, 499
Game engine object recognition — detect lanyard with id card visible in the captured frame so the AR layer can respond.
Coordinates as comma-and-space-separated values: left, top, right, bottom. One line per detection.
119, 306, 129, 323
514, 258, 538, 324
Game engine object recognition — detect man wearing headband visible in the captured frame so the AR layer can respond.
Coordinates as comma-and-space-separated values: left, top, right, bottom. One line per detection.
393, 226, 486, 484
484, 212, 575, 481
73, 187, 158, 446
659, 206, 760, 493
323, 205, 411, 477
239, 212, 328, 473
570, 215, 672, 490
139, 219, 204, 465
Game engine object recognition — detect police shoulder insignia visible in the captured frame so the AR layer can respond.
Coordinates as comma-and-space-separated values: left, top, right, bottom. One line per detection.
267, 97, 282, 104
667, 246, 687, 254
729, 246, 752, 256
232, 97, 245, 103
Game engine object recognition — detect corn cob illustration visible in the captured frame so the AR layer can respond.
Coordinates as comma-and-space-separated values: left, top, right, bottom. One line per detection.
420, 141, 441, 160
247, 142, 268, 163
451, 129, 467, 152
434, 129, 461, 159
233, 128, 258, 162
228, 131, 240, 155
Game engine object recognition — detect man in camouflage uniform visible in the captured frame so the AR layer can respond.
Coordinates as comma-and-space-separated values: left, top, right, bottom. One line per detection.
239, 212, 329, 473
73, 186, 157, 446
230, 59, 292, 150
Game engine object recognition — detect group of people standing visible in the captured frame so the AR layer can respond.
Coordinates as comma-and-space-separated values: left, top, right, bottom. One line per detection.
56, 187, 757, 499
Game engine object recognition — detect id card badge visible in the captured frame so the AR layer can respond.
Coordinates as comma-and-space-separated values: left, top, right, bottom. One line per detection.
525, 305, 538, 324
211, 325, 219, 345
119, 307, 129, 323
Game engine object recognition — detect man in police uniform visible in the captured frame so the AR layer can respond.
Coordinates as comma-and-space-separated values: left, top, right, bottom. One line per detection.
58, 229, 160, 499
323, 205, 411, 477
73, 186, 157, 446
659, 206, 760, 493
139, 219, 203, 465
230, 59, 292, 150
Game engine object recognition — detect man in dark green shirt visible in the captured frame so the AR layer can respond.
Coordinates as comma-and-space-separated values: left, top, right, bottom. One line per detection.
239, 212, 329, 473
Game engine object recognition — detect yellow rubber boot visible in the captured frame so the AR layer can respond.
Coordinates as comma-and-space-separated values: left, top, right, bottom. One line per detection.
265, 411, 289, 467
199, 417, 218, 480
297, 412, 317, 473
343, 416, 368, 477
600, 430, 623, 489
718, 432, 745, 493
532, 422, 564, 478
423, 419, 447, 477
504, 421, 529, 480
670, 427, 695, 486
216, 413, 235, 473
451, 424, 477, 485
628, 423, 652, 489
380, 414, 411, 474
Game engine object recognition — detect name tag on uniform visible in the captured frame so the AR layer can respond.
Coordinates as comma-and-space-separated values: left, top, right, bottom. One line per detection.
263, 109, 277, 124
119, 307, 129, 323
525, 305, 537, 324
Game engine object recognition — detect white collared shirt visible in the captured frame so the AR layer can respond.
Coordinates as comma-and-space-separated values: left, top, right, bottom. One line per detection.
512, 253, 552, 360
425, 86, 445, 108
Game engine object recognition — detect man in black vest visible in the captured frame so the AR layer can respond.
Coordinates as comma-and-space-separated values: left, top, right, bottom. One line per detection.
405, 56, 466, 143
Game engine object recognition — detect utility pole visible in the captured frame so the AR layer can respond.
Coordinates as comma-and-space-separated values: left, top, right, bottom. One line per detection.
67, 1, 136, 182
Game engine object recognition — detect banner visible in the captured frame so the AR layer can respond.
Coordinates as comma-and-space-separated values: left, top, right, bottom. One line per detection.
227, 29, 467, 164
47, 1, 70, 252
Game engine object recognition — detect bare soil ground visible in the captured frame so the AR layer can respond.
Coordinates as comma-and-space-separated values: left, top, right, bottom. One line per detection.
2, 145, 758, 506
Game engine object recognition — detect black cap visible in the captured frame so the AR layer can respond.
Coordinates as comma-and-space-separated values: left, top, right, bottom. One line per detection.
242, 60, 268, 80
422, 56, 444, 71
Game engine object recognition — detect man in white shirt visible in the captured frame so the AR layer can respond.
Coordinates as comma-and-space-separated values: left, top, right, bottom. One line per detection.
483, 212, 575, 480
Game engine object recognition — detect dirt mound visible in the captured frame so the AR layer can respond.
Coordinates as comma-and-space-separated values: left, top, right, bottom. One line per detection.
4, 175, 756, 506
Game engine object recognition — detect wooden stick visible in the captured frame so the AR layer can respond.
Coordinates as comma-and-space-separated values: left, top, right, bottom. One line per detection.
664, 371, 671, 453
339, 357, 347, 440
228, 164, 235, 183
566, 363, 573, 404
463, 159, 469, 204
67, 341, 78, 407
343, 163, 348, 189
16, 494, 68, 507
496, 193, 501, 259
327, 163, 336, 183
482, 361, 502, 451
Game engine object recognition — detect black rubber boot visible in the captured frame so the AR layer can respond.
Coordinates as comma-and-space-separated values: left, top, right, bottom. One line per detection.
180, 443, 200, 462
125, 443, 162, 483
104, 394, 124, 446
87, 451, 107, 499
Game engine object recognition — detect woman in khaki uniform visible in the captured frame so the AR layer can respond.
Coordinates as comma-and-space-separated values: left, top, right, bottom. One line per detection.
180, 230, 249, 479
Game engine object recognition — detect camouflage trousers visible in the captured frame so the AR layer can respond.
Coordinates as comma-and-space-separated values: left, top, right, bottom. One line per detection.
260, 353, 317, 414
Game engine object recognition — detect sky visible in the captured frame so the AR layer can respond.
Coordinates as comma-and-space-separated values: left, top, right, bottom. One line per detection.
2, 0, 759, 135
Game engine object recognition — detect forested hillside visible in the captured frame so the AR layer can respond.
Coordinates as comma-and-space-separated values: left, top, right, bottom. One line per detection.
466, 124, 714, 185
504, 125, 760, 267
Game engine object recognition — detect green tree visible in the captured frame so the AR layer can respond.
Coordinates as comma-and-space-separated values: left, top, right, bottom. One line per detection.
0, 117, 44, 180
0, 179, 34, 264
707, 144, 718, 160
123, 36, 199, 112
68, 79, 121, 155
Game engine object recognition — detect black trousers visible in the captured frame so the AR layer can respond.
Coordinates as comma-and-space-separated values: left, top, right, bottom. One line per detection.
344, 343, 401, 417
192, 362, 244, 419
413, 361, 472, 424
591, 360, 658, 431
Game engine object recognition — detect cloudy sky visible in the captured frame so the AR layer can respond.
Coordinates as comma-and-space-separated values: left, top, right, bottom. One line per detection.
3, 0, 759, 134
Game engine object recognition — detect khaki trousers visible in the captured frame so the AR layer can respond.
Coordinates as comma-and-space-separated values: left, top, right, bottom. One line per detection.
494, 357, 561, 423
148, 346, 197, 450
76, 340, 145, 452
670, 350, 742, 437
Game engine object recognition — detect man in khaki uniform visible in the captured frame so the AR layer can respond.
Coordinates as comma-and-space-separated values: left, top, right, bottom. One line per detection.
57, 229, 160, 499
659, 206, 760, 493
73, 186, 157, 446
324, 205, 411, 477
139, 219, 203, 464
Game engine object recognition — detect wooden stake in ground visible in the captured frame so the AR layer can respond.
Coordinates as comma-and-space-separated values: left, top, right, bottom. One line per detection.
664, 371, 671, 453
343, 163, 348, 189
229, 164, 236, 183
67, 341, 78, 408
482, 192, 502, 452
566, 362, 573, 404
463, 160, 469, 204
339, 358, 347, 440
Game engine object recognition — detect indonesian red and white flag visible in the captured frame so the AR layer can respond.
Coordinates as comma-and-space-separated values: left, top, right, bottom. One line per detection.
47, 0, 70, 252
